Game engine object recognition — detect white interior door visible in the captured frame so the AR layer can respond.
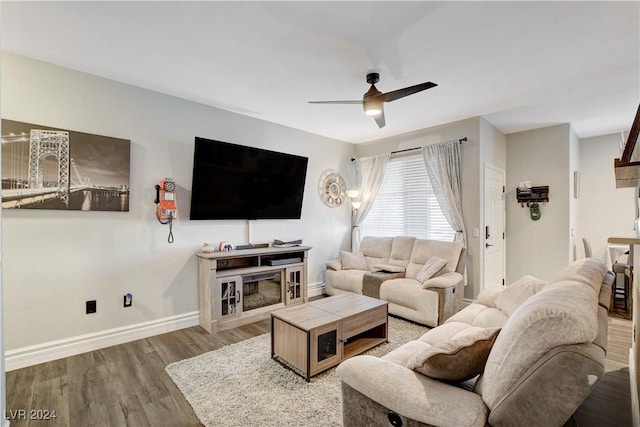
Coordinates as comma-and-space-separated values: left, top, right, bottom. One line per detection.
483, 164, 506, 289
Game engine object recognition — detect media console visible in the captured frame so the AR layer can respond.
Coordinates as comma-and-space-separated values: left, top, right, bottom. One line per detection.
196, 245, 312, 334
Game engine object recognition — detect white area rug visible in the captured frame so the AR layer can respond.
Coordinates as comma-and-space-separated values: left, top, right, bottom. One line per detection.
166, 317, 429, 427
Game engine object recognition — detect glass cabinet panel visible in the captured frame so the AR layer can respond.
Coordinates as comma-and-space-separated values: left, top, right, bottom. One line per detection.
286, 266, 304, 305
218, 275, 241, 319
317, 330, 337, 362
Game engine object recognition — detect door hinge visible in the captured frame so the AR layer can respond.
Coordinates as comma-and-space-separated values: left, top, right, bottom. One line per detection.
502, 278, 505, 286
503, 232, 505, 239
502, 185, 505, 193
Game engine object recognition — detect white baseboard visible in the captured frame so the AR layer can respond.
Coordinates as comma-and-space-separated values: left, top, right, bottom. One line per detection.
5, 311, 199, 371
631, 348, 639, 427
308, 281, 324, 298
6, 283, 326, 370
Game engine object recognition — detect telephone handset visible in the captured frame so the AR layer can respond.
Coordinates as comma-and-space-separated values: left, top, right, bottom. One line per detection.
155, 178, 177, 243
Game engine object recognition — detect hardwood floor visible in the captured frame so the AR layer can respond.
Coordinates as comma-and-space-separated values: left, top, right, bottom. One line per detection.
6, 320, 270, 427
5, 314, 634, 427
567, 315, 633, 427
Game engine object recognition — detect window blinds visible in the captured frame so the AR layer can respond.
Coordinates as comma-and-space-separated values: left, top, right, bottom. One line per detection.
361, 155, 455, 242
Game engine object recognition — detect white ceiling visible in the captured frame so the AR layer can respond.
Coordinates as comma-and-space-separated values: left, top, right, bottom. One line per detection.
1, 1, 639, 144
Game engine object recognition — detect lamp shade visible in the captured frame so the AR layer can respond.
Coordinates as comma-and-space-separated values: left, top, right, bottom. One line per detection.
364, 98, 383, 116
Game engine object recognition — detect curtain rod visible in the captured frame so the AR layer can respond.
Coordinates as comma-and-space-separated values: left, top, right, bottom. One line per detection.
350, 137, 467, 162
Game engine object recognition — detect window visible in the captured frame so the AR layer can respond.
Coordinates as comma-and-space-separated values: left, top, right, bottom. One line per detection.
360, 155, 455, 241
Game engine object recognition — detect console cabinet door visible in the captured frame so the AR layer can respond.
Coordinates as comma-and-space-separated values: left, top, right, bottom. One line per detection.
285, 266, 304, 305
217, 275, 242, 320
310, 321, 342, 377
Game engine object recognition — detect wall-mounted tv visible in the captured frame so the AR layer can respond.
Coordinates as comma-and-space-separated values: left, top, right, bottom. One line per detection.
189, 137, 308, 220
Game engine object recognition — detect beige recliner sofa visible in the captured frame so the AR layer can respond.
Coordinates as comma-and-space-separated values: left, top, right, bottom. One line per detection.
325, 236, 465, 327
336, 258, 614, 427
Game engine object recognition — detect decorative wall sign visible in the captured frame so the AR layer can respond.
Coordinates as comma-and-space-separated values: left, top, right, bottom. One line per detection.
318, 169, 346, 207
1, 119, 131, 211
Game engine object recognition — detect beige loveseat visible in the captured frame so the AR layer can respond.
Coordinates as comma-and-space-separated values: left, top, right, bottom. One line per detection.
337, 258, 614, 427
325, 236, 465, 327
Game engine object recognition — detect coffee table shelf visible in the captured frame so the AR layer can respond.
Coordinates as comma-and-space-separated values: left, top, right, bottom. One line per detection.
343, 323, 387, 359
270, 293, 388, 381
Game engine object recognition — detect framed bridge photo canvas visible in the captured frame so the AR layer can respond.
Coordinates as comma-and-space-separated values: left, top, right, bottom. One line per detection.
1, 119, 131, 212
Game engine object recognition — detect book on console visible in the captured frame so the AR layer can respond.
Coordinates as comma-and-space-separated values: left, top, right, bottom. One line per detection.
273, 239, 302, 248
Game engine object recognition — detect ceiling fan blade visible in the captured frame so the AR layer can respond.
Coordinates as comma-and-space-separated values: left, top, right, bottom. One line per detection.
308, 100, 362, 105
381, 82, 437, 103
373, 111, 386, 128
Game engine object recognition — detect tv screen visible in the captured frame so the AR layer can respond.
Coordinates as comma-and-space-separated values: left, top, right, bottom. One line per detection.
189, 137, 308, 220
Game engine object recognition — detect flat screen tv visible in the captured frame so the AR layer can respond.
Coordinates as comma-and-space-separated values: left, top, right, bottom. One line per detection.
189, 137, 308, 220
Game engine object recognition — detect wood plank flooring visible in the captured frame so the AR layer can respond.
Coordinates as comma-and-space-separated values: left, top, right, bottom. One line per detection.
566, 315, 633, 427
5, 314, 634, 427
6, 321, 270, 427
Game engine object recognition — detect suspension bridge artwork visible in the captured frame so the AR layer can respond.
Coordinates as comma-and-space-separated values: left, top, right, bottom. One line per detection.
1, 119, 130, 211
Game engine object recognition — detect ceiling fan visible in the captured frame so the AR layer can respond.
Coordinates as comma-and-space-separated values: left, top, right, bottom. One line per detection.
308, 73, 437, 128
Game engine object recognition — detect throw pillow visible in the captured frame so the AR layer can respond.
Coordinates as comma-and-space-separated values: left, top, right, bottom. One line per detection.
340, 251, 368, 270
495, 275, 547, 316
416, 256, 448, 283
373, 264, 406, 273
475, 286, 504, 308
407, 327, 501, 381
422, 272, 461, 289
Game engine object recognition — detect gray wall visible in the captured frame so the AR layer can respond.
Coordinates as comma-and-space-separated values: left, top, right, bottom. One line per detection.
579, 133, 635, 260
1, 53, 355, 351
570, 127, 580, 261
505, 124, 572, 282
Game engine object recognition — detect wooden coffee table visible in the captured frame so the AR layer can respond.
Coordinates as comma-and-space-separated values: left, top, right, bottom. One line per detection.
270, 293, 388, 381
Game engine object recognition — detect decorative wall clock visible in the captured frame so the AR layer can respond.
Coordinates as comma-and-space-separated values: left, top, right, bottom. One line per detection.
318, 169, 346, 207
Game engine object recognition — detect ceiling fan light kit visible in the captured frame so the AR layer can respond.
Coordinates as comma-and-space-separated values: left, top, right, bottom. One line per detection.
364, 100, 382, 116
309, 72, 437, 128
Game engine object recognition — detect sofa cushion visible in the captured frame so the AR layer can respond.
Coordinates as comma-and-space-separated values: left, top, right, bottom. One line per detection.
360, 236, 393, 270
495, 275, 546, 316
382, 339, 430, 367
388, 236, 416, 269
445, 303, 509, 329
406, 239, 463, 279
475, 286, 503, 308
408, 327, 501, 381
416, 257, 447, 283
418, 321, 473, 345
551, 257, 607, 295
340, 251, 368, 270
380, 278, 427, 310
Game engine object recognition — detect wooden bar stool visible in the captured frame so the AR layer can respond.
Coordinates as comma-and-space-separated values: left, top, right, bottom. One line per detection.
612, 261, 631, 314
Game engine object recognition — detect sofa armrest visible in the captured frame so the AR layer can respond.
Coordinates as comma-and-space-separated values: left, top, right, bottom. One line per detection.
337, 355, 488, 427
422, 271, 464, 290
325, 259, 342, 271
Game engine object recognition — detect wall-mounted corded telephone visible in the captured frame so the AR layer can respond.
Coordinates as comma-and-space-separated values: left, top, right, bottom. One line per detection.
155, 178, 177, 243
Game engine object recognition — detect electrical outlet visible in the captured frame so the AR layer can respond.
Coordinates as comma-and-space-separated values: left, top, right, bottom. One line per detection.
124, 293, 132, 308
86, 300, 97, 314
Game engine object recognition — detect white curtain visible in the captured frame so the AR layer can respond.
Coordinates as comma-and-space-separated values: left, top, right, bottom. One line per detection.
422, 141, 467, 246
352, 153, 390, 252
